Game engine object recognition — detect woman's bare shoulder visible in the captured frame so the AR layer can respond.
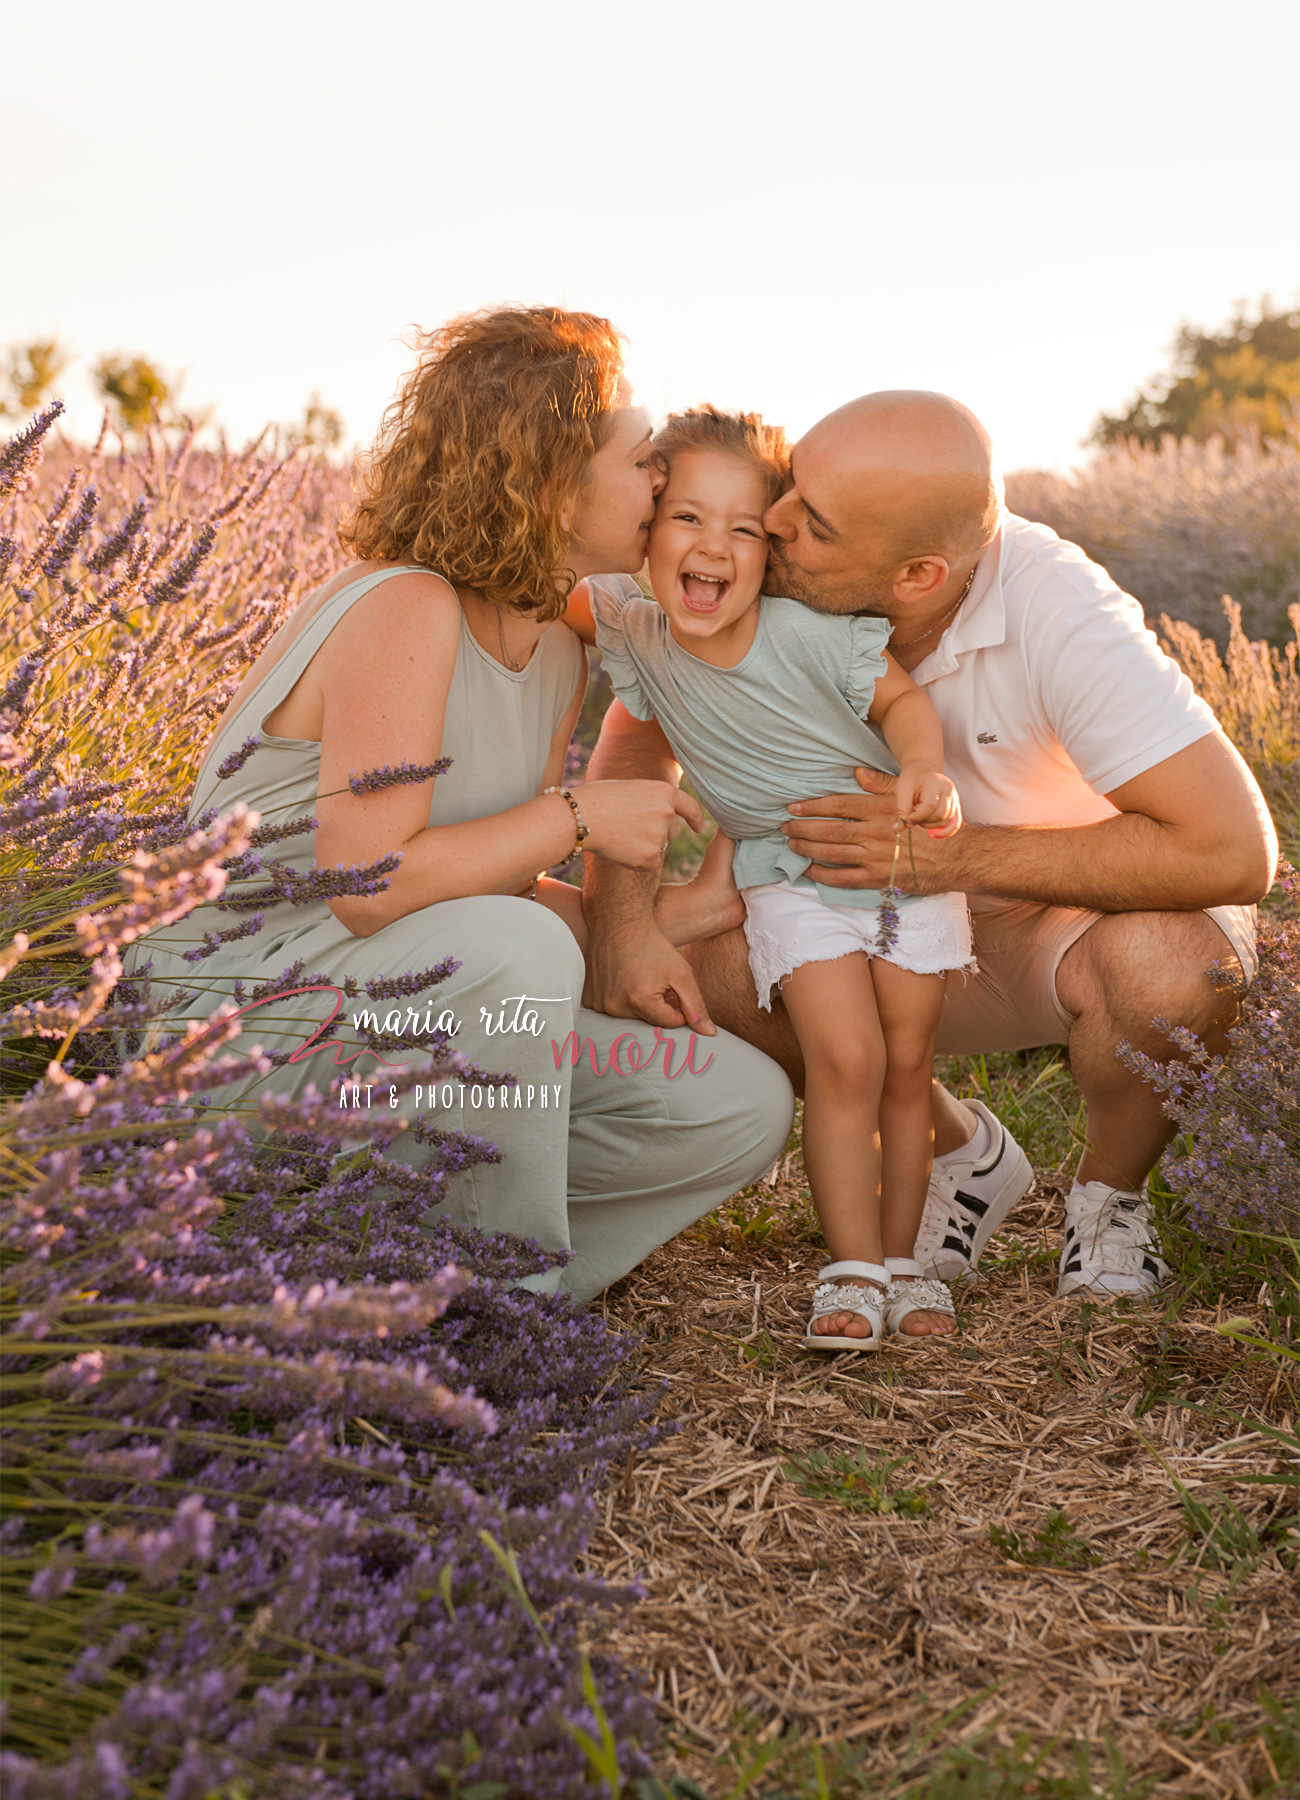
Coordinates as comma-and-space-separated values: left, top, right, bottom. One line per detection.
331, 560, 460, 605
323, 564, 463, 648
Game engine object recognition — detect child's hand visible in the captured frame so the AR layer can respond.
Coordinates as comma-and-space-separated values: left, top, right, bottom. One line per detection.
895, 764, 962, 839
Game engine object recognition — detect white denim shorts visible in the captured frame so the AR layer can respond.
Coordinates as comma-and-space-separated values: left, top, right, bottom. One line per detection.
742, 880, 977, 1011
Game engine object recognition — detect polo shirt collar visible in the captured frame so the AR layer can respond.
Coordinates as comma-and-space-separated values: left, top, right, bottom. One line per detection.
909, 525, 1006, 685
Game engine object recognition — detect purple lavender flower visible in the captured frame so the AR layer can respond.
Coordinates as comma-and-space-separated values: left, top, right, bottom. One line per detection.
215, 736, 263, 780
363, 960, 459, 1000
247, 814, 316, 848
181, 914, 266, 963
0, 400, 63, 498
348, 759, 451, 795
0, 655, 44, 719
215, 852, 402, 913
145, 522, 217, 604
1121, 862, 1299, 1258
41, 485, 99, 579
85, 496, 148, 573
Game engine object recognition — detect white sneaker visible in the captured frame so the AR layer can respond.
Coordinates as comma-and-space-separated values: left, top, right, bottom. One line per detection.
915, 1100, 1034, 1282
1058, 1182, 1168, 1297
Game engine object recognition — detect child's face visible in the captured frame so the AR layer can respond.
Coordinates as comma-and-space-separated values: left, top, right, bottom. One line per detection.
647, 451, 771, 650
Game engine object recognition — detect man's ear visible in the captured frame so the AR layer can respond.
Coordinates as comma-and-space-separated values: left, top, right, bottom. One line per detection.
893, 556, 949, 602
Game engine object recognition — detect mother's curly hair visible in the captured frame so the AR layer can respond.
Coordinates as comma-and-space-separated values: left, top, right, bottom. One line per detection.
339, 307, 626, 621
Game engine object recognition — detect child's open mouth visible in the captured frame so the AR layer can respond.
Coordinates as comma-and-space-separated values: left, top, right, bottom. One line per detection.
680, 572, 730, 613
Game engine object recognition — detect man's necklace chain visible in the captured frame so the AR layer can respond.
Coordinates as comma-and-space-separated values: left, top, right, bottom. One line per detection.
890, 564, 978, 652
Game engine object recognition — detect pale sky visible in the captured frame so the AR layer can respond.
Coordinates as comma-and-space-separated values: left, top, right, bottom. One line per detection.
4, 0, 1296, 472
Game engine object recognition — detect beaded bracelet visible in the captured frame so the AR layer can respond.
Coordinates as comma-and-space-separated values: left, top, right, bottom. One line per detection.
542, 785, 590, 866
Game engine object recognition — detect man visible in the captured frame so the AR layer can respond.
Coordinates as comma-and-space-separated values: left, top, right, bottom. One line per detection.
581, 392, 1276, 1298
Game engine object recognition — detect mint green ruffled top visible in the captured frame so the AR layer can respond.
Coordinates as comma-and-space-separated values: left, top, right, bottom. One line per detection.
589, 575, 912, 910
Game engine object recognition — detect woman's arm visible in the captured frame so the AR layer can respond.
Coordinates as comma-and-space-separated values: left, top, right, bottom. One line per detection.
524, 652, 590, 947
311, 583, 693, 937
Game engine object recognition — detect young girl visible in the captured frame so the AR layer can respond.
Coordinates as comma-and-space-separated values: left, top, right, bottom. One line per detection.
587, 407, 975, 1348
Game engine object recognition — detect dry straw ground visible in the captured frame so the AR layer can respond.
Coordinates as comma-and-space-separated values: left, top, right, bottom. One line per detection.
583, 1100, 1296, 1799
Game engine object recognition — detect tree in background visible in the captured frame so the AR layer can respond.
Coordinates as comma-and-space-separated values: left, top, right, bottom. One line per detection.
1, 338, 73, 416
287, 390, 345, 454
93, 353, 175, 435
1093, 301, 1299, 446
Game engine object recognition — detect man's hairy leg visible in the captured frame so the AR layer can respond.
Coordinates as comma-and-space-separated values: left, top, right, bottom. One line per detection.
1055, 910, 1243, 1191
931, 1081, 981, 1157
682, 929, 806, 1092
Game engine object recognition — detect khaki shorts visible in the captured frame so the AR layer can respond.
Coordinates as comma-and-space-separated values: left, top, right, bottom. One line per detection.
935, 897, 1258, 1056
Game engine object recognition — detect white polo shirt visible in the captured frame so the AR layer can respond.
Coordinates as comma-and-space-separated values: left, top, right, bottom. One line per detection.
912, 514, 1220, 831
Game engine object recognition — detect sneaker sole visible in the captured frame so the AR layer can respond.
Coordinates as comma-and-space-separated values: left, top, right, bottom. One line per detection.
926, 1134, 1035, 1283
1057, 1269, 1163, 1298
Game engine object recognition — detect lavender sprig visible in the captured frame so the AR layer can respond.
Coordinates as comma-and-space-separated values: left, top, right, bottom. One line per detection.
40, 485, 99, 579
348, 758, 451, 795
1120, 864, 1298, 1270
873, 821, 905, 954
0, 400, 63, 498
215, 852, 402, 911
215, 735, 262, 780
0, 654, 44, 718
363, 959, 459, 1000
145, 522, 217, 604
181, 914, 266, 963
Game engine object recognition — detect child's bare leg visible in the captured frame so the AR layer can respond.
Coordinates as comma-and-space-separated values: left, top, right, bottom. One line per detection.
655, 832, 746, 946
780, 953, 887, 1339
870, 959, 955, 1338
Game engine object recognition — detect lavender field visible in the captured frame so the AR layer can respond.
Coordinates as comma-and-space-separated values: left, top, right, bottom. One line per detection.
1, 404, 1297, 1798
1005, 429, 1299, 647
0, 407, 663, 1797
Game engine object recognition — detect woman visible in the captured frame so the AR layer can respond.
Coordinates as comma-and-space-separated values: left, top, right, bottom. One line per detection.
133, 307, 793, 1302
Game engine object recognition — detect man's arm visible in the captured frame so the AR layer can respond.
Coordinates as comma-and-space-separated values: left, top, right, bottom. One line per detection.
785, 731, 1276, 910
582, 701, 718, 1029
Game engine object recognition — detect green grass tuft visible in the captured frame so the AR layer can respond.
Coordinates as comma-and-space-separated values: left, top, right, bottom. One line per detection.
989, 1509, 1098, 1570
784, 1448, 931, 1517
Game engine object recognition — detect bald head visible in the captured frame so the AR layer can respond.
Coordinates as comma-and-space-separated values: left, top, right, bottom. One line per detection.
808, 391, 1000, 564
764, 390, 1002, 619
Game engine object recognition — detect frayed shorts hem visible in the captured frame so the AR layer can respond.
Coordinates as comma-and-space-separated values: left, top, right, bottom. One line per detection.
741, 881, 977, 1012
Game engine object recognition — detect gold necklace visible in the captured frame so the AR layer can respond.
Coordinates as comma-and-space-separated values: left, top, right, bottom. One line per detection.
890, 563, 978, 652
495, 607, 525, 671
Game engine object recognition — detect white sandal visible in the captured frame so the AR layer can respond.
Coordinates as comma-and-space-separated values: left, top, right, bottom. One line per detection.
883, 1256, 956, 1336
803, 1261, 889, 1351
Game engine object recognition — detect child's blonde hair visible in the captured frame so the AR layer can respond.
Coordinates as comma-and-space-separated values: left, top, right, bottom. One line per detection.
653, 404, 791, 508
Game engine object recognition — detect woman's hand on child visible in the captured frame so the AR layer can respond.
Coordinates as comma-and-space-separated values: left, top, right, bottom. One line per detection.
574, 780, 704, 871
895, 764, 962, 839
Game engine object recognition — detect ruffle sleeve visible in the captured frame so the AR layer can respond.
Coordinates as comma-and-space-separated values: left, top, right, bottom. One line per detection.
843, 614, 893, 716
587, 573, 658, 722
